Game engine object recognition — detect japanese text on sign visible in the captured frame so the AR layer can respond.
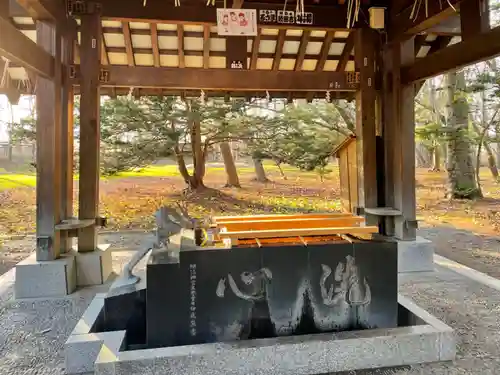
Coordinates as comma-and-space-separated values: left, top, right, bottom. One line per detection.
189, 263, 197, 337
258, 9, 313, 25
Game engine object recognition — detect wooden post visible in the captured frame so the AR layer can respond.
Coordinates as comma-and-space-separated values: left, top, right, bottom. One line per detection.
78, 12, 101, 252
60, 28, 75, 253
383, 38, 417, 240
354, 28, 378, 217
35, 21, 62, 261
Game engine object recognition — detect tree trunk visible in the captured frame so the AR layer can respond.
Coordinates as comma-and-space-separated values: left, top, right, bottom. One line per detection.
253, 158, 269, 182
445, 71, 482, 199
274, 160, 287, 179
471, 121, 499, 181
190, 117, 206, 190
220, 142, 241, 187
431, 144, 441, 171
415, 142, 431, 168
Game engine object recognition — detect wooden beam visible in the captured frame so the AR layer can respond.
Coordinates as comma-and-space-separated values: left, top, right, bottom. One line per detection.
354, 28, 378, 216
391, 39, 416, 240
414, 34, 426, 56
336, 32, 354, 72
272, 29, 286, 71
250, 28, 261, 70
203, 25, 210, 69
151, 22, 160, 68
294, 30, 310, 71
60, 28, 74, 253
0, 15, 54, 78
35, 20, 62, 261
98, 0, 354, 30
460, 0, 490, 38
15, 0, 66, 21
226, 36, 248, 69
218, 226, 378, 240
122, 21, 134, 66
177, 24, 184, 68
316, 31, 335, 71
78, 12, 101, 252
71, 65, 359, 91
389, 0, 460, 40
402, 26, 500, 83
101, 33, 109, 65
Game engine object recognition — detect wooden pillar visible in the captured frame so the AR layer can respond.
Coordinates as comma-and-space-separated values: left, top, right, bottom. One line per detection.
35, 21, 63, 261
382, 38, 417, 240
78, 12, 101, 252
354, 28, 378, 215
60, 28, 75, 253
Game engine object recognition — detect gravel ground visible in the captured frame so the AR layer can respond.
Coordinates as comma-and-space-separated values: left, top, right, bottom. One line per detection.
1, 230, 500, 374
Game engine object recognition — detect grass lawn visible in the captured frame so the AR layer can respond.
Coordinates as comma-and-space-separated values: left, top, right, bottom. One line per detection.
0, 162, 499, 237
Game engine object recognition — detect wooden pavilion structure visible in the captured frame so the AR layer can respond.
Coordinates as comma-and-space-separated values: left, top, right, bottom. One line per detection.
1, 0, 498, 297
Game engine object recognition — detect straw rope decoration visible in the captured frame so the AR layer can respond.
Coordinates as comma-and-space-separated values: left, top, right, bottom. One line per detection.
0, 59, 8, 88
410, 0, 456, 21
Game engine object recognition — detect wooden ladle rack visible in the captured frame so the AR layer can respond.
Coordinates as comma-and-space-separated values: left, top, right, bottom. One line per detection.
211, 213, 378, 247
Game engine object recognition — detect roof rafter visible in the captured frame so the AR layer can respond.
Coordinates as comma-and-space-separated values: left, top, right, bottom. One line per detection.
336, 32, 354, 72
151, 22, 160, 67
178, 24, 185, 68
316, 31, 335, 71
250, 28, 261, 70
272, 29, 286, 71
203, 25, 210, 69
0, 15, 54, 78
403, 25, 500, 83
294, 30, 311, 71
122, 21, 135, 66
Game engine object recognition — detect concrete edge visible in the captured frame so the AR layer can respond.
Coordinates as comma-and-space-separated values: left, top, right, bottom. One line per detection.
66, 292, 455, 375
434, 254, 500, 292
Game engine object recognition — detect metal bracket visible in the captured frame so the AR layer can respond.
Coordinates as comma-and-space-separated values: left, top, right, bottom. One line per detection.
347, 71, 360, 85
69, 65, 109, 84
69, 65, 76, 79
67, 0, 102, 16
96, 217, 107, 227
36, 236, 52, 255
405, 220, 419, 229
99, 69, 110, 83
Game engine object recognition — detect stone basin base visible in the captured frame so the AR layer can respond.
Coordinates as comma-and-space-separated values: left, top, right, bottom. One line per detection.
64, 294, 455, 375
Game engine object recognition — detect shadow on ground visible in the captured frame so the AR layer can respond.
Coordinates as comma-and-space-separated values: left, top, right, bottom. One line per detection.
419, 225, 500, 278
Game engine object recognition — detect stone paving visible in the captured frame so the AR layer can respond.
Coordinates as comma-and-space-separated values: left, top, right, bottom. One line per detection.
0, 251, 499, 374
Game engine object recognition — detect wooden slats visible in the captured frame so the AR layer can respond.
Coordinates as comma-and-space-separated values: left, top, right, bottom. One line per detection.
213, 213, 354, 223
219, 216, 365, 232
219, 226, 378, 240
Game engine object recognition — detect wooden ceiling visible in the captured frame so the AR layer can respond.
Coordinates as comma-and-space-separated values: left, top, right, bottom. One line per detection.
1, 2, 461, 99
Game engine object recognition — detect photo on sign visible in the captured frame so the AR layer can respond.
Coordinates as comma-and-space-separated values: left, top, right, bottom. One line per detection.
217, 8, 257, 36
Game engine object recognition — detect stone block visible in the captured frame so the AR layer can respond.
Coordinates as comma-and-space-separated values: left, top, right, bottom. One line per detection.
398, 236, 434, 273
15, 252, 76, 298
65, 293, 126, 374
75, 244, 113, 286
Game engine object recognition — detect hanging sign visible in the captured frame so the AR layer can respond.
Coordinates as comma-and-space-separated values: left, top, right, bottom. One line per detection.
217, 8, 257, 36
258, 9, 314, 25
